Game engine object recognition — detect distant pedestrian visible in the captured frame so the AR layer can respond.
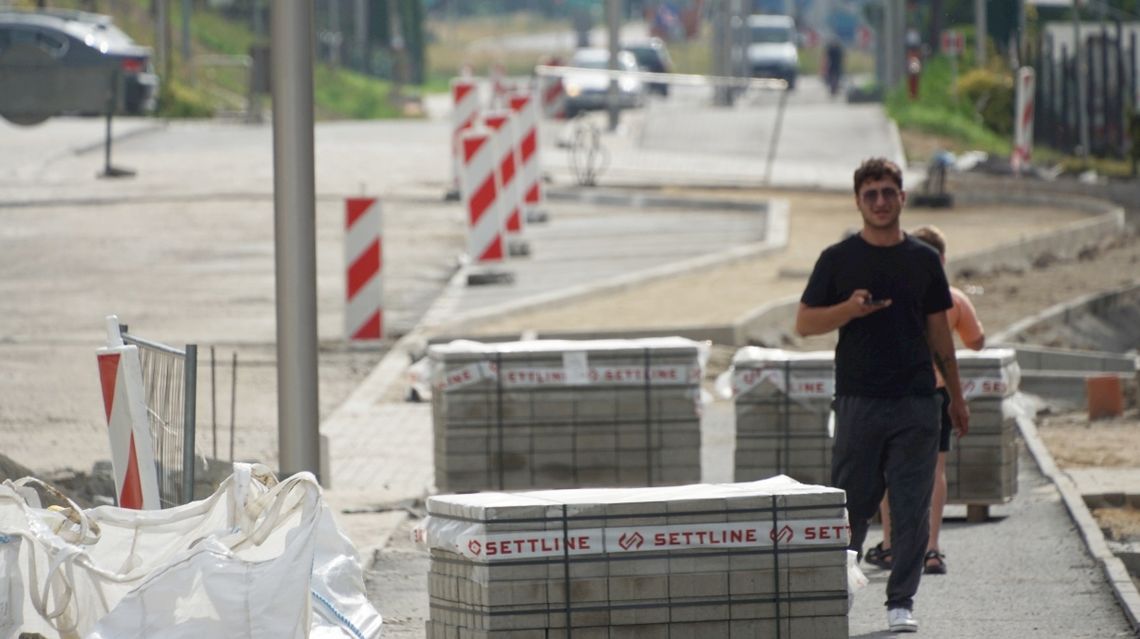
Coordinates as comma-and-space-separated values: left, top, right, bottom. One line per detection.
795, 158, 969, 634
824, 38, 844, 96
863, 224, 985, 577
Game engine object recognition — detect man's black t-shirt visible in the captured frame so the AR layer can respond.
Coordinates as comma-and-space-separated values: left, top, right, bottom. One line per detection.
801, 233, 952, 397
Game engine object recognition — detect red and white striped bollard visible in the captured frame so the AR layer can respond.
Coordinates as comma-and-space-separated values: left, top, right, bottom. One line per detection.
459, 128, 507, 266
481, 110, 528, 255
345, 197, 383, 341
508, 92, 547, 223
448, 78, 480, 200
96, 315, 161, 509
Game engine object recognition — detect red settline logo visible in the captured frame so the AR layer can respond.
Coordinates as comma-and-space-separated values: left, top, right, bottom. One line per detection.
618, 532, 645, 551
467, 540, 482, 556
770, 525, 794, 544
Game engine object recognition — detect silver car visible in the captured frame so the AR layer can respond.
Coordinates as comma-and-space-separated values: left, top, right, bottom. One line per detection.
562, 48, 646, 118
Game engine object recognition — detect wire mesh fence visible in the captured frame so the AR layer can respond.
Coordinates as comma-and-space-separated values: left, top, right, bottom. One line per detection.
120, 327, 197, 508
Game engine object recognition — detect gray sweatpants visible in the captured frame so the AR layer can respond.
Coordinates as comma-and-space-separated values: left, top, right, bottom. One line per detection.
832, 394, 940, 611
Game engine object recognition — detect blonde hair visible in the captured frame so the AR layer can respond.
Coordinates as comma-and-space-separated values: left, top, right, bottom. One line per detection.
910, 225, 946, 256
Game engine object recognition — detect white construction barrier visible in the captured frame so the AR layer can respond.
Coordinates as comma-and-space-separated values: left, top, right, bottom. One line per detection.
448, 78, 480, 199
345, 197, 383, 341
481, 110, 526, 241
1012, 66, 1036, 175
95, 316, 161, 510
508, 92, 545, 220
459, 128, 506, 264
538, 71, 566, 119
0, 463, 382, 638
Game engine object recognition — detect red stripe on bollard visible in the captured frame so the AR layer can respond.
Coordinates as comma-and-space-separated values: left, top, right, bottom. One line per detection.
98, 352, 120, 422
347, 240, 380, 300
120, 434, 144, 509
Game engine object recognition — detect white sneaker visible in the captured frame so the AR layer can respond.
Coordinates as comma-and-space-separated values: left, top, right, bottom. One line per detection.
887, 607, 919, 633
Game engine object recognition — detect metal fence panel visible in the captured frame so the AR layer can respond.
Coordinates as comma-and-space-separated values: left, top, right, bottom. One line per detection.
121, 329, 197, 507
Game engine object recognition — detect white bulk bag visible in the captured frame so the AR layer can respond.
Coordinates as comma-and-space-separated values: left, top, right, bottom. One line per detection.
0, 464, 381, 639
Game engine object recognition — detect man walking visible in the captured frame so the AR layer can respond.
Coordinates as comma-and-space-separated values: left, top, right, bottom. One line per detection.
794, 158, 969, 633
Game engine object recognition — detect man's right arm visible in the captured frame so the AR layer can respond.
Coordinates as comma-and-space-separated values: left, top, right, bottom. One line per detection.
795, 290, 890, 337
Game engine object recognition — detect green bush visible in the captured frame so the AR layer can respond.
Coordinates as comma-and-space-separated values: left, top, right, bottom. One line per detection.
956, 67, 1014, 137
156, 79, 215, 119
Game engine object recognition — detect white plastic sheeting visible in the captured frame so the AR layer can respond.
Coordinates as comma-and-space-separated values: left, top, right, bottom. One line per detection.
0, 464, 381, 639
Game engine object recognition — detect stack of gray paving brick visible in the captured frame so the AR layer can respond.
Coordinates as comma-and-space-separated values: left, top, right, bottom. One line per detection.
947, 349, 1021, 505
422, 477, 850, 638
429, 338, 705, 493
732, 348, 836, 486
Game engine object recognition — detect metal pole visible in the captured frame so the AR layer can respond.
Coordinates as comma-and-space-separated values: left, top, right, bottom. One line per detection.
252, 0, 263, 38
211, 345, 217, 460
1073, 4, 1090, 156
764, 88, 789, 184
329, 0, 341, 67
354, 0, 367, 70
975, 0, 986, 67
181, 0, 191, 65
271, 0, 322, 482
181, 344, 196, 504
156, 0, 168, 80
230, 351, 237, 464
883, 0, 897, 88
606, 0, 621, 131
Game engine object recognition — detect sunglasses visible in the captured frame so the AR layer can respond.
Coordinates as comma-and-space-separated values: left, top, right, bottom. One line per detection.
860, 186, 900, 203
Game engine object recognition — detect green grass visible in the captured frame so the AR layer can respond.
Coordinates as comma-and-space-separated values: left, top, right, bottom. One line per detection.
425, 12, 570, 85
314, 65, 404, 119
886, 55, 1011, 156
10, 0, 409, 120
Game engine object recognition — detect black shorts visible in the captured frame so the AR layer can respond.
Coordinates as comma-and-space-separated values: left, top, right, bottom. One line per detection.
937, 387, 952, 452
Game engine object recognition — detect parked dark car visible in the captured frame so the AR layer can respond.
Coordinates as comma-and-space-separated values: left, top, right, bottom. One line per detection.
623, 38, 674, 96
0, 9, 158, 125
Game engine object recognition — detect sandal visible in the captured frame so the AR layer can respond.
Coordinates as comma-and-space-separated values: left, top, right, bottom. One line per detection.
864, 541, 893, 569
924, 550, 947, 575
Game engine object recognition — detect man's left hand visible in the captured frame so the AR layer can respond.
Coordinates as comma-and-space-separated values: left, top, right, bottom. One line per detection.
950, 396, 969, 438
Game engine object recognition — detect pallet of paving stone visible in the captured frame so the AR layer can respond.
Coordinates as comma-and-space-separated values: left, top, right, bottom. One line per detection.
420, 477, 850, 638
947, 350, 1021, 508
730, 348, 835, 485
429, 338, 707, 492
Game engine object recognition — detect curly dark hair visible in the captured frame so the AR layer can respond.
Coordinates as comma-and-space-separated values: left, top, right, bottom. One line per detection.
853, 158, 903, 194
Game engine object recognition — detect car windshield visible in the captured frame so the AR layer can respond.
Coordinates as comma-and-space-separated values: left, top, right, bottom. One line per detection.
571, 51, 637, 71
625, 48, 656, 67
751, 25, 792, 44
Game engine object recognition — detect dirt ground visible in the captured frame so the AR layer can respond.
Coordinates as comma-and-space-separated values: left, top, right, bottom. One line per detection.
1038, 408, 1140, 541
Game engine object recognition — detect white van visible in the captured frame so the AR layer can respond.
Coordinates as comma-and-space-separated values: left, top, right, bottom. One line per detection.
745, 14, 799, 89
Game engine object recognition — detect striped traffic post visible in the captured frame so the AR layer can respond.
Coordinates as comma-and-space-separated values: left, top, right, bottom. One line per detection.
508, 92, 547, 223
459, 128, 512, 286
345, 197, 382, 341
538, 67, 566, 119
96, 315, 160, 510
1011, 67, 1035, 175
481, 110, 529, 256
447, 78, 480, 201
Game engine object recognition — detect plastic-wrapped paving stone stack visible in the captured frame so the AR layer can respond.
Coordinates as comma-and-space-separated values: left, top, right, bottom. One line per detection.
731, 348, 836, 487
948, 349, 1022, 511
428, 338, 706, 493
419, 477, 850, 638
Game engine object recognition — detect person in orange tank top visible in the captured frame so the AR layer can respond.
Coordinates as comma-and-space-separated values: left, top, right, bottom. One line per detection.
862, 225, 985, 576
